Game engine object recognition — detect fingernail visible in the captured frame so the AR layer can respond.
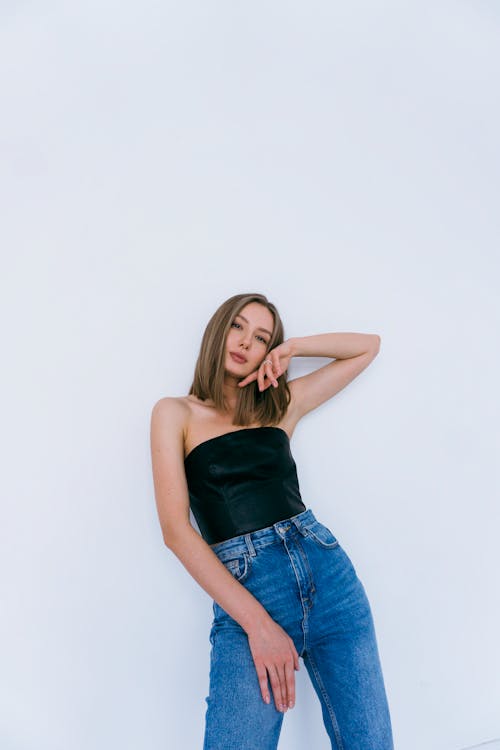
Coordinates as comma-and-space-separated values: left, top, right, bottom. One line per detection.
288, 700, 294, 708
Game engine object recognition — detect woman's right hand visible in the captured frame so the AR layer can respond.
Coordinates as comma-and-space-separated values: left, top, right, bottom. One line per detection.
246, 617, 300, 712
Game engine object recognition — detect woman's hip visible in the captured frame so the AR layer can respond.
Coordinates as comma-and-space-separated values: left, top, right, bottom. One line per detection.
209, 507, 372, 638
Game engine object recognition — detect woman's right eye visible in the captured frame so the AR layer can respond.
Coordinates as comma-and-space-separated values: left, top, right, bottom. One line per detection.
231, 322, 241, 329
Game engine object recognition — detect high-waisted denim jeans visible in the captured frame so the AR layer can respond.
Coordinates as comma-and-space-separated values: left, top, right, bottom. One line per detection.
203, 507, 394, 750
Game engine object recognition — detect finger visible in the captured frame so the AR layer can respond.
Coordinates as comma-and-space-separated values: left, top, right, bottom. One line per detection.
261, 377, 275, 391
239, 371, 257, 387
284, 658, 296, 708
264, 361, 278, 388
271, 355, 281, 377
288, 638, 300, 671
258, 363, 267, 392
268, 664, 286, 712
264, 360, 278, 388
255, 662, 271, 705
275, 662, 290, 711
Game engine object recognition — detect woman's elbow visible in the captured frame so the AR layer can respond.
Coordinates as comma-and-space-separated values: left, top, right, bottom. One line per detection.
162, 520, 194, 549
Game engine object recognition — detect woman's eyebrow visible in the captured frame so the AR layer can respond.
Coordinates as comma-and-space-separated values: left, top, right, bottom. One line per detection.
235, 314, 272, 336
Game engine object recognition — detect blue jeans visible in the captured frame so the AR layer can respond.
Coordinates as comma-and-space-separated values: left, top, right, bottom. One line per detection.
203, 508, 394, 750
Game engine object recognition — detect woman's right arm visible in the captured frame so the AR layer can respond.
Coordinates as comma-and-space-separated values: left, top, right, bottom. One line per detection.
150, 397, 299, 712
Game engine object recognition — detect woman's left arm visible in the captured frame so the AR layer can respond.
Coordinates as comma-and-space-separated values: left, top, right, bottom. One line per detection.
238, 331, 381, 420
289, 332, 380, 360
283, 332, 381, 421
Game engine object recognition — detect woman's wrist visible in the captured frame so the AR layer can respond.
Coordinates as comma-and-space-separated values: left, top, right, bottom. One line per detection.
243, 609, 277, 638
286, 337, 299, 358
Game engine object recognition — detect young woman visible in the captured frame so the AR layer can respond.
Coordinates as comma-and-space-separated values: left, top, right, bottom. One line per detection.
150, 292, 394, 750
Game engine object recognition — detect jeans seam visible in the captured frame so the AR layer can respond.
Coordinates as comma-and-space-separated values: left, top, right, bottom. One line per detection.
306, 649, 345, 750
282, 537, 308, 655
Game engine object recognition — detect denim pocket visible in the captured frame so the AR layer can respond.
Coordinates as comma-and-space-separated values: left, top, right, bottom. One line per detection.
304, 521, 340, 549
220, 552, 252, 584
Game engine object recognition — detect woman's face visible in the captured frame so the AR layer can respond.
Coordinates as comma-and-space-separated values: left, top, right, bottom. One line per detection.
225, 302, 275, 378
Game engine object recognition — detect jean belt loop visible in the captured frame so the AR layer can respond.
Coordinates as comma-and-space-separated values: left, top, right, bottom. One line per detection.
244, 532, 256, 557
291, 515, 307, 537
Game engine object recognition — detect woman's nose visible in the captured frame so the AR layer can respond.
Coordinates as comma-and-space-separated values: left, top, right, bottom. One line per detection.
239, 334, 251, 349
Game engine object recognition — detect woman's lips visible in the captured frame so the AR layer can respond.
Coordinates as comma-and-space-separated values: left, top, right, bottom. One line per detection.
230, 352, 247, 364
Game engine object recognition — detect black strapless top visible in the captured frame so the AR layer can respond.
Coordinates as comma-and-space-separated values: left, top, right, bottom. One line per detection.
184, 426, 307, 544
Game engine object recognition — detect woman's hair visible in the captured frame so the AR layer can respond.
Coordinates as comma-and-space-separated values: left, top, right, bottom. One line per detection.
188, 292, 291, 426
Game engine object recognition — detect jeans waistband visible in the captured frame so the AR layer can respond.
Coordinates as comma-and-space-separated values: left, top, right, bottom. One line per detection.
209, 507, 319, 560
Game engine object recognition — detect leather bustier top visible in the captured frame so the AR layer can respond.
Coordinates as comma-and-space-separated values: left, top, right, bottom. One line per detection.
184, 426, 307, 544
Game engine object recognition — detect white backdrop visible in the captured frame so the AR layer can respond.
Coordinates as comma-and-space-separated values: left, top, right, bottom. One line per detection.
1, 2, 499, 749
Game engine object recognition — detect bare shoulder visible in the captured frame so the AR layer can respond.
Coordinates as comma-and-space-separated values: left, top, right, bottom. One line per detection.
151, 395, 190, 416
150, 396, 190, 439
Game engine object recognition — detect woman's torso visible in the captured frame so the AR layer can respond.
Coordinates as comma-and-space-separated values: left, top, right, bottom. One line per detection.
180, 395, 306, 544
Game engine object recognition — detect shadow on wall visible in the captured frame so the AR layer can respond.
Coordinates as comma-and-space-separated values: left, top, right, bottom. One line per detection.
460, 742, 500, 749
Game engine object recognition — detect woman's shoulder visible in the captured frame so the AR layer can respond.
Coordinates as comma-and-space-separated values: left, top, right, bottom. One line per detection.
152, 395, 224, 459
151, 394, 190, 411
150, 395, 191, 430
151, 394, 215, 432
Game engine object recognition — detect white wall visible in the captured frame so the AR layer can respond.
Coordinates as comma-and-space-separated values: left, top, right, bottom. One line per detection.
1, 2, 499, 748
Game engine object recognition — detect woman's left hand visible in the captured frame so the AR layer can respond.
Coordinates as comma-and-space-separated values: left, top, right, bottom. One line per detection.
238, 340, 294, 392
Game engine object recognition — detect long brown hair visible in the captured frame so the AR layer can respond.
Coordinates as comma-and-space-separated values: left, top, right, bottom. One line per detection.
188, 293, 291, 426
